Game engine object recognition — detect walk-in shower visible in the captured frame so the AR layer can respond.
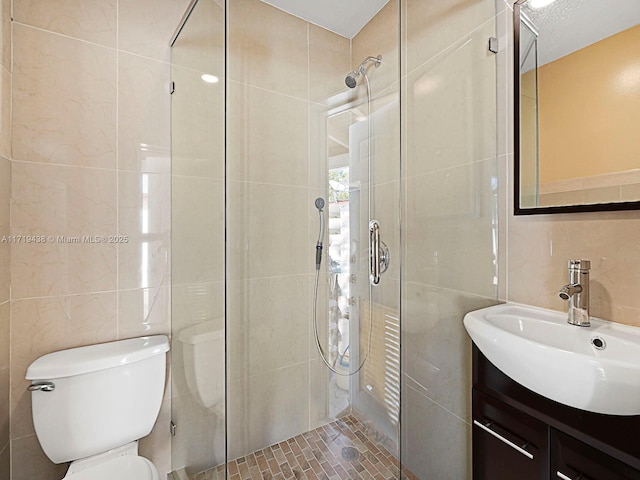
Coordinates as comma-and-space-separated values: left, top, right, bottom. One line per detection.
170, 1, 498, 479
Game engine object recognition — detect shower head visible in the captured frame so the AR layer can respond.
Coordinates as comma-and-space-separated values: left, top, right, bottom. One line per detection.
344, 55, 382, 89
315, 197, 325, 211
345, 73, 358, 89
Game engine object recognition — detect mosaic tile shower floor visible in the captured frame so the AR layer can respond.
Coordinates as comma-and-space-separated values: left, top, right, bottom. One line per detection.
190, 415, 419, 480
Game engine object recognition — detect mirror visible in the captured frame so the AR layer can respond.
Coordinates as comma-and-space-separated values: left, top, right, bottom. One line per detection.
514, 0, 640, 214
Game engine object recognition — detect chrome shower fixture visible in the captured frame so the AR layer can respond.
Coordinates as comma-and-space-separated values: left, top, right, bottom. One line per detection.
345, 55, 383, 88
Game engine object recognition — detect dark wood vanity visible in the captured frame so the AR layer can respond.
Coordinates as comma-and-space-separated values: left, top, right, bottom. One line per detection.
472, 345, 640, 479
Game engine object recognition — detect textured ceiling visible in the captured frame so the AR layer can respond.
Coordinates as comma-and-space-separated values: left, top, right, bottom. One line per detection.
259, 0, 389, 38
523, 0, 640, 66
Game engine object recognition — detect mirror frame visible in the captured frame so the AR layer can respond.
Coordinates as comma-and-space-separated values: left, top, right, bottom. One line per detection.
513, 0, 640, 215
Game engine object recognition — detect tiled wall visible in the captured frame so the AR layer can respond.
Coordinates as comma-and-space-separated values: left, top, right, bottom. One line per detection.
225, 0, 351, 461
0, 0, 11, 476
7, 1, 190, 479
400, 0, 499, 478
498, 0, 640, 327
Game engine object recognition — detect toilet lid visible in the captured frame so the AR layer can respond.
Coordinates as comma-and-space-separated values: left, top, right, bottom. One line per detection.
65, 456, 158, 480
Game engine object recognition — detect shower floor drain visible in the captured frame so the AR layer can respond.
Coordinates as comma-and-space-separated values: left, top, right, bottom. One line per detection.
342, 446, 360, 461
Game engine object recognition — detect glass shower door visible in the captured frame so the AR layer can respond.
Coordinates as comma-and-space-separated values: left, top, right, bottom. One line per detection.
170, 0, 226, 477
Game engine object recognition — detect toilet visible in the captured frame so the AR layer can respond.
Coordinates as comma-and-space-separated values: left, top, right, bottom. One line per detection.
26, 335, 170, 479
178, 321, 224, 409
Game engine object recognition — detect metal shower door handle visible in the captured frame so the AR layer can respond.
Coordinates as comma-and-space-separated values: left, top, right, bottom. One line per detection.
370, 220, 380, 285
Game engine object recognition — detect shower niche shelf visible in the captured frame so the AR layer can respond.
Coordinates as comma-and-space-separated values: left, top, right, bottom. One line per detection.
472, 345, 640, 480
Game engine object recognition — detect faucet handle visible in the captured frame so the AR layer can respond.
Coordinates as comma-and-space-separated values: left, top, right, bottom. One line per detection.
569, 259, 590, 270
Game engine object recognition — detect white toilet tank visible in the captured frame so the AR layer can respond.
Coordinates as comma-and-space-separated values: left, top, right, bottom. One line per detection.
26, 336, 170, 464
178, 322, 224, 408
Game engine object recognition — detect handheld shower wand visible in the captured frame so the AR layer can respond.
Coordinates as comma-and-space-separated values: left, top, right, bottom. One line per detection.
314, 198, 325, 270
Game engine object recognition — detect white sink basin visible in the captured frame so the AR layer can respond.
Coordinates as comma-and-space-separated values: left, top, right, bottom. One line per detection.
464, 303, 640, 416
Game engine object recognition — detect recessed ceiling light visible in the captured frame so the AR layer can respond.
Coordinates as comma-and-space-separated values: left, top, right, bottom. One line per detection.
201, 74, 219, 84
529, 0, 556, 8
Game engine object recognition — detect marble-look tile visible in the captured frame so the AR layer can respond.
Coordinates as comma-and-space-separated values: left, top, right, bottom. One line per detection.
401, 380, 471, 480
10, 292, 117, 439
10, 162, 117, 298
404, 19, 497, 178
118, 170, 170, 290
352, 1, 399, 94
171, 176, 224, 285
228, 0, 308, 99
226, 181, 309, 280
118, 287, 170, 339
0, 302, 8, 447
118, 0, 192, 63
171, 0, 225, 74
0, 440, 8, 480
0, 157, 8, 304
507, 210, 640, 325
0, 66, 9, 160
227, 275, 309, 378
227, 362, 310, 460
227, 83, 308, 186
1, 0, 10, 70
405, 0, 495, 73
171, 65, 224, 179
13, 0, 117, 47
118, 53, 171, 172
402, 282, 496, 421
171, 392, 225, 476
404, 158, 498, 299
309, 24, 351, 104
139, 397, 172, 477
11, 434, 68, 480
12, 24, 117, 168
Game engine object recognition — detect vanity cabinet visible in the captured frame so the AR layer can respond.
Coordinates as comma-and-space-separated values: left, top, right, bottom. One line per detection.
472, 345, 640, 480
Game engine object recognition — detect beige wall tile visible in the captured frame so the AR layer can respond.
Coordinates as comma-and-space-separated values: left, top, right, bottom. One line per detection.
404, 20, 497, 178
309, 24, 351, 104
227, 276, 309, 379
11, 162, 117, 298
0, 441, 9, 480
11, 434, 67, 480
401, 381, 471, 479
0, 157, 8, 304
227, 362, 309, 459
118, 287, 170, 340
171, 0, 225, 74
10, 292, 117, 440
352, 1, 399, 94
13, 0, 117, 47
227, 181, 309, 280
12, 24, 117, 168
405, 0, 495, 73
0, 66, 10, 159
227, 83, 308, 186
172, 176, 224, 286
1, 0, 10, 70
118, 0, 192, 62
171, 65, 224, 179
228, 0, 308, 99
0, 302, 8, 447
118, 171, 170, 290
118, 53, 170, 172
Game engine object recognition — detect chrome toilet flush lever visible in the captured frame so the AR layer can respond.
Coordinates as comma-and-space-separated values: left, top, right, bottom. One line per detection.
558, 259, 590, 327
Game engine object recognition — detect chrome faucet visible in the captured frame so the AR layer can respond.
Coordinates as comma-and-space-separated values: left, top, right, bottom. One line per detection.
558, 259, 590, 327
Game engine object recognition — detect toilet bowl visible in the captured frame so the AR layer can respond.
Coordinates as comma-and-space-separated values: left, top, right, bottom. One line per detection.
26, 335, 170, 479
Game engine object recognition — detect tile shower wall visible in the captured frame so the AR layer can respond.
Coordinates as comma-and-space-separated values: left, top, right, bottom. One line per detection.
400, 0, 499, 478
7, 1, 190, 479
497, 0, 640, 327
226, 0, 351, 461
1, 0, 11, 476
